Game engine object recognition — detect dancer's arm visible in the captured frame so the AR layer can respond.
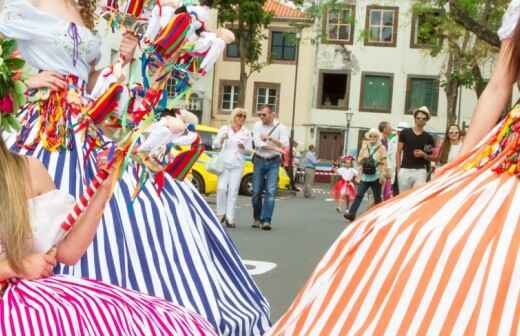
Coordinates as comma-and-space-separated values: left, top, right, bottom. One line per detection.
28, 158, 114, 265
460, 40, 515, 155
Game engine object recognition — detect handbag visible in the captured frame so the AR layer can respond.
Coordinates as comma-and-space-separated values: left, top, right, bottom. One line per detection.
206, 152, 225, 175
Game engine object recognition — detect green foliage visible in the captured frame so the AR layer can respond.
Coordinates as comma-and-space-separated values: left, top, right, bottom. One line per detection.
213, 0, 273, 73
0, 39, 25, 132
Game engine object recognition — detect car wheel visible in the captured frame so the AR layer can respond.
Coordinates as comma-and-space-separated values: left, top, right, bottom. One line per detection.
191, 172, 205, 194
240, 174, 253, 196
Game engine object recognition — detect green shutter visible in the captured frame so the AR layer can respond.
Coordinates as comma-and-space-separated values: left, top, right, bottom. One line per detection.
362, 75, 391, 111
408, 78, 439, 114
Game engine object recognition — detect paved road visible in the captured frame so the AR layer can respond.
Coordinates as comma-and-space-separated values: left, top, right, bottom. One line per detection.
205, 184, 372, 322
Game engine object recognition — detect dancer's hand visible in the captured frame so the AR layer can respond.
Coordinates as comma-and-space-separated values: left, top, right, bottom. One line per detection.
26, 71, 67, 91
120, 32, 138, 65
21, 252, 57, 280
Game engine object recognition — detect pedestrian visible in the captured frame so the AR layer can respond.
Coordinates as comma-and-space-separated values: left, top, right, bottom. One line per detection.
379, 121, 398, 200
437, 124, 463, 166
252, 105, 289, 231
344, 129, 389, 221
213, 108, 252, 228
396, 106, 436, 193
331, 155, 358, 213
303, 144, 320, 198
282, 139, 300, 191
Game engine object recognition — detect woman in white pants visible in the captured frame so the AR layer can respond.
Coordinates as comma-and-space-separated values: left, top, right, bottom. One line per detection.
213, 108, 252, 228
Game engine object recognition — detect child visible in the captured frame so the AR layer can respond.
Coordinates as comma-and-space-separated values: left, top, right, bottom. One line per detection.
331, 155, 358, 213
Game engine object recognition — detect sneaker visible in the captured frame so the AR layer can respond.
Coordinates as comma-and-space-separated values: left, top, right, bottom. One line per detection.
262, 223, 272, 231
226, 220, 236, 228
252, 220, 261, 229
344, 213, 355, 221
336, 207, 341, 213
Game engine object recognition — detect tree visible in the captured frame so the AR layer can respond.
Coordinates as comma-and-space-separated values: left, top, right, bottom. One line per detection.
412, 0, 509, 128
213, 0, 273, 107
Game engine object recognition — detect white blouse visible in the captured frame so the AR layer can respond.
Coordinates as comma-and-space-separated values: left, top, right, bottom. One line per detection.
0, 0, 101, 82
213, 125, 253, 168
0, 190, 75, 257
499, 0, 520, 40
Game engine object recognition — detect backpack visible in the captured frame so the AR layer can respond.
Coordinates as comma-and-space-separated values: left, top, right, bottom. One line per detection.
360, 145, 379, 175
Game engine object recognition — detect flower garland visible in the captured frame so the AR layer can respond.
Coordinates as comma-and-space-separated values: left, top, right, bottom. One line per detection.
0, 39, 26, 133
464, 104, 520, 176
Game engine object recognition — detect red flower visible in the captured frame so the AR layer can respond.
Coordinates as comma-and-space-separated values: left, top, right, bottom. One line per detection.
0, 95, 13, 114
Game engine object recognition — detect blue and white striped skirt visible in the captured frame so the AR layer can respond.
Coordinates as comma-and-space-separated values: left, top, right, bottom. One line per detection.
5, 104, 271, 335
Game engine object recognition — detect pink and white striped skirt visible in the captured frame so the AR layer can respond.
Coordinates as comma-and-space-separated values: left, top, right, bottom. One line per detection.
0, 275, 217, 335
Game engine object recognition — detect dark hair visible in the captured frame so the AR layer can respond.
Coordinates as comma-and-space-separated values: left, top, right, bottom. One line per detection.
378, 121, 390, 133
260, 105, 273, 113
413, 109, 430, 121
438, 124, 461, 165
199, 0, 214, 7
308, 144, 314, 151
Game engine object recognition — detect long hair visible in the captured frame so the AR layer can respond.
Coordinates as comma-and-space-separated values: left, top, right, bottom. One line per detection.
0, 136, 31, 274
78, 0, 96, 30
438, 124, 461, 165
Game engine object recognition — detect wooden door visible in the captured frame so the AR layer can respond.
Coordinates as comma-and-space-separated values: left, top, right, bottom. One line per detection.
318, 131, 344, 160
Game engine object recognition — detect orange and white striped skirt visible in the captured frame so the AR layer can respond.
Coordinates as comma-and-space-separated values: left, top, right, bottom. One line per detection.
269, 108, 520, 335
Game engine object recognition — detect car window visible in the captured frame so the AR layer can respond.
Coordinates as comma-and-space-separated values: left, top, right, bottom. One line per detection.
198, 131, 217, 152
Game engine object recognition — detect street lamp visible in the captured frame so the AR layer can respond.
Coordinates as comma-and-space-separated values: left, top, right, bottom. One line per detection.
343, 110, 354, 156
288, 30, 302, 191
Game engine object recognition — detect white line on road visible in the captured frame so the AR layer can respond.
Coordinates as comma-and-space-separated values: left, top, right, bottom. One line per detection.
243, 260, 277, 275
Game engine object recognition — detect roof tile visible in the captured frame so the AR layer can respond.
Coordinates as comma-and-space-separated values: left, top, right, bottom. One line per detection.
264, 0, 307, 19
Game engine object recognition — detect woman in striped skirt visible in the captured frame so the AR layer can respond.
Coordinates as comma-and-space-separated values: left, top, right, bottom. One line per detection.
0, 136, 217, 335
270, 2, 520, 335
0, 1, 270, 334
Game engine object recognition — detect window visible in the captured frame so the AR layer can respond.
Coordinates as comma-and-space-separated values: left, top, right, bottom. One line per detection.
253, 83, 280, 113
411, 10, 442, 48
365, 6, 398, 47
405, 76, 439, 115
218, 80, 240, 114
166, 78, 176, 98
270, 31, 297, 62
324, 6, 354, 44
359, 73, 393, 113
318, 71, 350, 109
225, 29, 241, 59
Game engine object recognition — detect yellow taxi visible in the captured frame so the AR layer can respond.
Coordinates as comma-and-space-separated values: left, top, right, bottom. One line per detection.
189, 125, 290, 195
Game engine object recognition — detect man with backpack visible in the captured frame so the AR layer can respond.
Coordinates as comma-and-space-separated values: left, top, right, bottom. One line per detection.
344, 128, 389, 222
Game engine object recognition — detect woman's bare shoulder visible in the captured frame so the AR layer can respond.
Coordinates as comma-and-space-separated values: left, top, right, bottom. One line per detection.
26, 157, 55, 196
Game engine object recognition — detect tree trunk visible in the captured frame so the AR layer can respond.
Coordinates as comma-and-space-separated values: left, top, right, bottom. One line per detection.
471, 63, 486, 98
445, 53, 459, 129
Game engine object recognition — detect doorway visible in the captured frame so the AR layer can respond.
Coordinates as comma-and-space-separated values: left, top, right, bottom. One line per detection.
318, 130, 344, 160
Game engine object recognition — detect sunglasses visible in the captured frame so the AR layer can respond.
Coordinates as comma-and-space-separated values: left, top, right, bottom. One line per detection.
415, 117, 428, 121
449, 131, 459, 134
236, 114, 246, 118
258, 113, 267, 117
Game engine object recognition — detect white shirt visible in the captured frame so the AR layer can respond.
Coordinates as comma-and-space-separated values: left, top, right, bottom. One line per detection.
253, 120, 289, 159
213, 125, 253, 168
0, 0, 101, 82
447, 142, 462, 163
337, 167, 358, 182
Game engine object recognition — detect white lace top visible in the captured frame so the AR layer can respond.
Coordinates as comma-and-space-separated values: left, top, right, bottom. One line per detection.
499, 0, 520, 40
28, 190, 75, 254
0, 0, 101, 81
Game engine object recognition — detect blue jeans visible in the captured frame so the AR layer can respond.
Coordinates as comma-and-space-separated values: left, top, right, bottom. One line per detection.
347, 180, 382, 218
252, 156, 280, 224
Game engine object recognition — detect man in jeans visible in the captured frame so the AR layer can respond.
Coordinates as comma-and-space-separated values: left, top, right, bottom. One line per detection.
303, 144, 319, 198
252, 105, 289, 231
396, 106, 436, 193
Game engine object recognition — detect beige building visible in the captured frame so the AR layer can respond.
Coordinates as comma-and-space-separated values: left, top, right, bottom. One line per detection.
308, 0, 490, 160
210, 0, 314, 142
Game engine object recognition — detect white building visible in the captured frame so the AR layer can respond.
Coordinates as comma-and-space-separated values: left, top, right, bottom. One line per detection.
306, 0, 486, 160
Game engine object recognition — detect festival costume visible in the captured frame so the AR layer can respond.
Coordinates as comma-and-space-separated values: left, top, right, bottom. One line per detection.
1, 190, 217, 336
269, 2, 520, 334
331, 167, 357, 204
0, 1, 270, 335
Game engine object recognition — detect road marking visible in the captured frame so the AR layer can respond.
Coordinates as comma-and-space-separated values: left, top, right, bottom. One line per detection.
243, 260, 277, 275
